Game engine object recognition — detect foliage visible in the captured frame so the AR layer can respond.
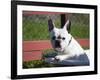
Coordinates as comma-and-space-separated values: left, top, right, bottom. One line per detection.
23, 60, 58, 68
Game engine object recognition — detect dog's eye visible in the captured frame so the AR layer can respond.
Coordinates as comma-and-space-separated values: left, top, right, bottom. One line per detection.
62, 37, 65, 40
52, 36, 56, 40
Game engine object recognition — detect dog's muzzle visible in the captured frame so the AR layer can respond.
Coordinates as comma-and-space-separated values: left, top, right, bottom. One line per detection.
55, 40, 61, 48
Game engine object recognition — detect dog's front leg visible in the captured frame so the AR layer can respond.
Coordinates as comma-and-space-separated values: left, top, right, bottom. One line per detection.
55, 55, 71, 61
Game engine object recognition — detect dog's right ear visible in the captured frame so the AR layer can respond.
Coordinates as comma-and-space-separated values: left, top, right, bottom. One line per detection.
48, 19, 55, 32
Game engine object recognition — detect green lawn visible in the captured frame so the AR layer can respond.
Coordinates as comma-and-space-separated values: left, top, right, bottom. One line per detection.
23, 19, 89, 40
71, 23, 89, 38
23, 60, 59, 68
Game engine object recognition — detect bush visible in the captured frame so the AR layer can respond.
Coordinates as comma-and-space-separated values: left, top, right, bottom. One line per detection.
23, 60, 58, 68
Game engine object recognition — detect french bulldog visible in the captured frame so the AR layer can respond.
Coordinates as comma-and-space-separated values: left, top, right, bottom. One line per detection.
47, 19, 89, 64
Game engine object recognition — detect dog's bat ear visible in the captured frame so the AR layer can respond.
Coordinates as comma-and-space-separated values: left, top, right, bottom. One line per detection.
63, 20, 71, 32
48, 19, 55, 31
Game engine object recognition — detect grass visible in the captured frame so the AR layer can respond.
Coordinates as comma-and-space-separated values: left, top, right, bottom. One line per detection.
23, 60, 56, 68
23, 20, 50, 40
23, 60, 67, 68
23, 19, 89, 41
71, 23, 89, 38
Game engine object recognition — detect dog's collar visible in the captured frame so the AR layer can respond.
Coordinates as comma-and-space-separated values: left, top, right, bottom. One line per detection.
67, 37, 72, 46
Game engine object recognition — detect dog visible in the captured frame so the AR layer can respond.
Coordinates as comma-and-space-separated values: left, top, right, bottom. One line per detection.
47, 19, 89, 65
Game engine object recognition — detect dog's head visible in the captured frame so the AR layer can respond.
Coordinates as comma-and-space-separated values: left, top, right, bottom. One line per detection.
48, 19, 71, 52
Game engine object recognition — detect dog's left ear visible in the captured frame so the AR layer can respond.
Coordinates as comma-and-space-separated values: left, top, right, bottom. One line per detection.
63, 20, 71, 32
48, 19, 55, 32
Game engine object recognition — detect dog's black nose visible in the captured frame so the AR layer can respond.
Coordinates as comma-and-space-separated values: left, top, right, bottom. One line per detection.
55, 40, 61, 48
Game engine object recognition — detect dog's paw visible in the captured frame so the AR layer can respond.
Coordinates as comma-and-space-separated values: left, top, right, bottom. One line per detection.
44, 57, 55, 62
54, 57, 60, 62
55, 56, 63, 61
55, 55, 67, 61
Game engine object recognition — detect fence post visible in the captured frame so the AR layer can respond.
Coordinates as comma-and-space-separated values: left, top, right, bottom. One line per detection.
61, 14, 71, 33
